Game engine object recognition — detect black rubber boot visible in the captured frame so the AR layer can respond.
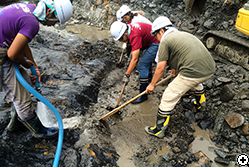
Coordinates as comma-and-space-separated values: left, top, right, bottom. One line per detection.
19, 115, 58, 138
5, 107, 22, 132
145, 109, 172, 138
132, 79, 148, 104
192, 89, 206, 112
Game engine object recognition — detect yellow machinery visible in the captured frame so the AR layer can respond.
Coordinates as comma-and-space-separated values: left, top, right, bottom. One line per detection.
203, 1, 249, 70
236, 3, 249, 36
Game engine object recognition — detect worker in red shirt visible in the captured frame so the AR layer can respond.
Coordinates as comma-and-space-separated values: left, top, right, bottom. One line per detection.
110, 21, 159, 104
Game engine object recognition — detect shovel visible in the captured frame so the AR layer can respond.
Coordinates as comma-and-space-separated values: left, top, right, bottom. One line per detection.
106, 82, 127, 111
99, 74, 173, 122
30, 65, 57, 127
116, 43, 127, 67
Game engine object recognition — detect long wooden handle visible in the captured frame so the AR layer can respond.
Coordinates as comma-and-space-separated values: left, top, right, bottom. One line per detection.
99, 75, 172, 121
115, 83, 126, 107
117, 48, 125, 64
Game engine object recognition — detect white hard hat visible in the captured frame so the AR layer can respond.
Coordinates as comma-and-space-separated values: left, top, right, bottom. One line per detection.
151, 16, 172, 35
54, 0, 73, 24
110, 21, 127, 41
116, 9, 122, 21
118, 5, 131, 18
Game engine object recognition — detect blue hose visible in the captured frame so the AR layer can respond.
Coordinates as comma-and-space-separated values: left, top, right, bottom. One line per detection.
14, 64, 63, 167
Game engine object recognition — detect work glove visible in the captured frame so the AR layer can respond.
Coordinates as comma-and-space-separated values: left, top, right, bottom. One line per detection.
122, 74, 130, 85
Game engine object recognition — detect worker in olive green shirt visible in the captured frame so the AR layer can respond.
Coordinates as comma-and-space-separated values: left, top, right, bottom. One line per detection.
145, 16, 216, 138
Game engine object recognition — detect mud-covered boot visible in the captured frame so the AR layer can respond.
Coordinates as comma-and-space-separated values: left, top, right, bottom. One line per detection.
5, 107, 19, 132
192, 89, 206, 112
19, 115, 58, 138
132, 78, 148, 104
145, 109, 172, 138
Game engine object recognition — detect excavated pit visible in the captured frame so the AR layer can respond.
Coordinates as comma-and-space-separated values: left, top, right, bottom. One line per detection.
1, 0, 249, 166
0, 23, 248, 167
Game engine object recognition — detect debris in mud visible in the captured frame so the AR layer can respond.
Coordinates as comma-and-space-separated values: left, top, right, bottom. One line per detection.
193, 151, 212, 166
79, 144, 119, 167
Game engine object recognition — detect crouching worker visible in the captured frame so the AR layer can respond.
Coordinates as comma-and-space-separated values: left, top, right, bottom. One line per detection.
145, 16, 216, 138
110, 21, 159, 104
0, 0, 73, 138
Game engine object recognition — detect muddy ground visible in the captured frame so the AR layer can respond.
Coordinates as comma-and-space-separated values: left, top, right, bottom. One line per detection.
1, 1, 249, 167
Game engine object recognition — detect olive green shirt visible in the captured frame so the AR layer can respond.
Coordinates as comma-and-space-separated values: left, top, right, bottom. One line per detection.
158, 30, 216, 78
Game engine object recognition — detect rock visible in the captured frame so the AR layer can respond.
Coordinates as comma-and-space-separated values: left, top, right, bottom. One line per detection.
195, 112, 205, 120
221, 21, 229, 29
224, 112, 245, 128
214, 157, 230, 166
203, 19, 214, 29
184, 111, 195, 121
172, 147, 181, 153
220, 85, 235, 102
214, 149, 227, 159
214, 157, 230, 165
239, 136, 248, 143
198, 119, 213, 129
242, 123, 249, 135
63, 148, 78, 167
242, 100, 249, 111
217, 77, 232, 83
240, 95, 247, 100
194, 151, 212, 167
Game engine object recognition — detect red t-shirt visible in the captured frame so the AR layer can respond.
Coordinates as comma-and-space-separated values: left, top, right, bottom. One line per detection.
128, 22, 158, 52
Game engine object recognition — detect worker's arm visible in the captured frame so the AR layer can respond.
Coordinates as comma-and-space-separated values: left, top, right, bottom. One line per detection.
146, 61, 167, 93
24, 44, 38, 67
125, 49, 140, 76
7, 33, 33, 68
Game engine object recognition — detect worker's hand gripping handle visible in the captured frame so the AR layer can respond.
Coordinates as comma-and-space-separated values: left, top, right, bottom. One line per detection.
30, 65, 41, 91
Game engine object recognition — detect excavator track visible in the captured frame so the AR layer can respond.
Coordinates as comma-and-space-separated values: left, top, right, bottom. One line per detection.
203, 30, 249, 70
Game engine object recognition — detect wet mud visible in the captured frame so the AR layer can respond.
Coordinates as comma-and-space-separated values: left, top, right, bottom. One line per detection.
0, 0, 249, 167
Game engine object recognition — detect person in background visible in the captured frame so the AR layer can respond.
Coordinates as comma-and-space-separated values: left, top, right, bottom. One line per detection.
116, 4, 152, 24
0, 0, 73, 138
116, 5, 152, 60
145, 16, 216, 138
110, 21, 159, 104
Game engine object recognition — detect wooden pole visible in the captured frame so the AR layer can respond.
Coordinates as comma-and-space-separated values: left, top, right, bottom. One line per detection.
99, 75, 172, 121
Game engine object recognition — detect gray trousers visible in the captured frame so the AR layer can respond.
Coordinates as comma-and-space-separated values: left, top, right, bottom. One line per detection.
3, 60, 35, 121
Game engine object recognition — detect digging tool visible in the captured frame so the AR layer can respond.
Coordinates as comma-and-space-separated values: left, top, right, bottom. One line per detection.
106, 82, 127, 111
116, 43, 126, 67
99, 74, 173, 121
30, 66, 57, 127
115, 82, 126, 107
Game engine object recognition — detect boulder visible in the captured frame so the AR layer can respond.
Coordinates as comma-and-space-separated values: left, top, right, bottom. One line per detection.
242, 123, 249, 135
224, 112, 245, 128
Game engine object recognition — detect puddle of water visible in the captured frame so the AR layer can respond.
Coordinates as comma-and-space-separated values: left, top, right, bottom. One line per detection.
114, 140, 136, 167
66, 24, 110, 43
190, 123, 218, 166
111, 97, 159, 167
147, 144, 171, 165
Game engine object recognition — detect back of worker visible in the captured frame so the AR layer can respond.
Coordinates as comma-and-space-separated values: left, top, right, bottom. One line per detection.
130, 13, 152, 24
0, 3, 39, 48
158, 30, 215, 78
145, 16, 215, 138
128, 22, 157, 51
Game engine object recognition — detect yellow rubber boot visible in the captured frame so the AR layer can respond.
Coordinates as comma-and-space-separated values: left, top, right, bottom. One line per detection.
145, 110, 172, 138
192, 89, 206, 112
